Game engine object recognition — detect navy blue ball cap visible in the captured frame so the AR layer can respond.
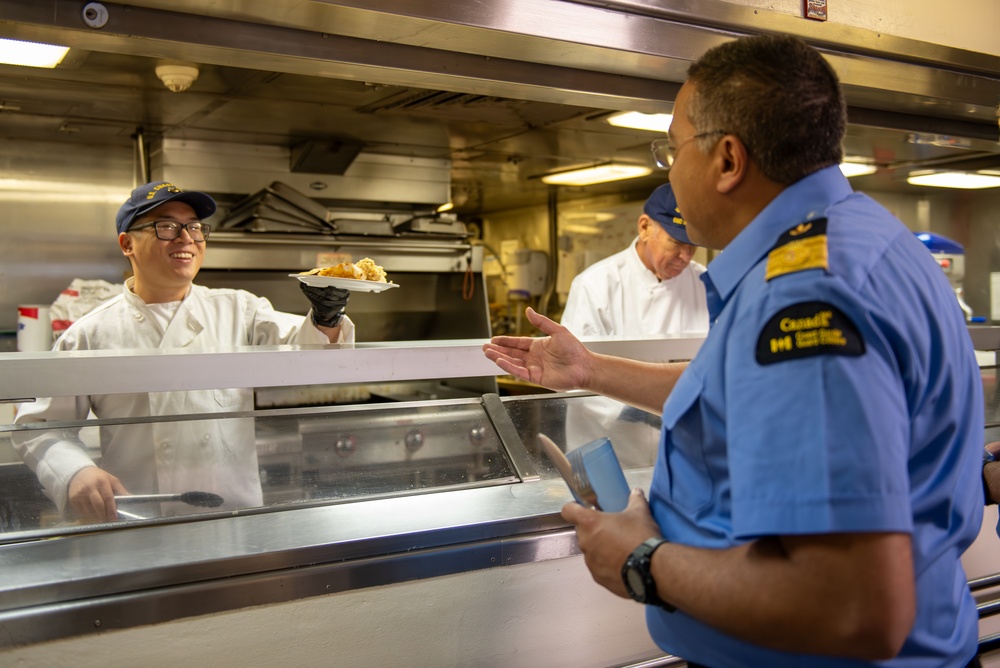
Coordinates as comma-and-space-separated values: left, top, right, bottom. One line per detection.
643, 182, 694, 245
116, 181, 217, 235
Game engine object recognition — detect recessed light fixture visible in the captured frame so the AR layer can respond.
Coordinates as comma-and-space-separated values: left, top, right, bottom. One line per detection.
906, 170, 1000, 189
0, 178, 128, 203
0, 38, 69, 68
606, 111, 673, 133
839, 161, 877, 178
560, 223, 602, 235
540, 163, 652, 186
561, 211, 617, 223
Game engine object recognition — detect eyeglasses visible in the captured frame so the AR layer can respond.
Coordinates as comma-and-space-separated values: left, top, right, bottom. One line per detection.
129, 219, 211, 241
650, 130, 730, 169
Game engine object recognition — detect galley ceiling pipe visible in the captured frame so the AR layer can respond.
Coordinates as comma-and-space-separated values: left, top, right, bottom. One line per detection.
132, 126, 149, 187
538, 185, 559, 318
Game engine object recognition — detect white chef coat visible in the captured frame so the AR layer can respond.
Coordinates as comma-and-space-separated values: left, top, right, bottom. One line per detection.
560, 238, 708, 468
13, 279, 355, 517
561, 237, 709, 337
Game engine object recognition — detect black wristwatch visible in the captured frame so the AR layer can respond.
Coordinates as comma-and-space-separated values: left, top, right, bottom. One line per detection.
622, 537, 675, 612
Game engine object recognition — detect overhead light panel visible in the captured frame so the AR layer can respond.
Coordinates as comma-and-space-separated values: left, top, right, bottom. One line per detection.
0, 38, 69, 68
906, 170, 1000, 189
839, 161, 877, 178
561, 211, 617, 223
540, 163, 652, 186
561, 223, 602, 235
607, 111, 673, 133
0, 178, 129, 203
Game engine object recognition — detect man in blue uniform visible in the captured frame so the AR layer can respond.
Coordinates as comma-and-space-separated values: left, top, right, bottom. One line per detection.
483, 34, 984, 667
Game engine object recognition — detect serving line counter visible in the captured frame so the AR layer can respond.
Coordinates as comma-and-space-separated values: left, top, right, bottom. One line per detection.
0, 336, 699, 667
1, 334, 999, 666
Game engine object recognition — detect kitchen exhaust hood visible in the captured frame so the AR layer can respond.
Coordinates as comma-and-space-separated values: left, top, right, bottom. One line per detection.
150, 138, 451, 209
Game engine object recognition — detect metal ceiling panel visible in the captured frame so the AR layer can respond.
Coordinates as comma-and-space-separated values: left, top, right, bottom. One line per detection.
0, 0, 996, 212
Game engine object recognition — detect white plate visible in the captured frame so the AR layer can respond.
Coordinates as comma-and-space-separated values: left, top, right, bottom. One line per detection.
290, 273, 399, 293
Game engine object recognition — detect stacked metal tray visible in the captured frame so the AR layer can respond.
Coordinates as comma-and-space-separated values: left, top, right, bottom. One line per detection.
219, 181, 335, 233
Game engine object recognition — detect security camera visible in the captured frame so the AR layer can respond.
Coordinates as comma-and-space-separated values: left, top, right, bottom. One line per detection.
155, 62, 199, 93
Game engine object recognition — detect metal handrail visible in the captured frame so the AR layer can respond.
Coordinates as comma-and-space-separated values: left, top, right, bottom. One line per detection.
971, 572, 1000, 592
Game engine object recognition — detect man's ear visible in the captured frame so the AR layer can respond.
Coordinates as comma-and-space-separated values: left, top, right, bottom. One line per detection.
637, 214, 653, 238
716, 135, 748, 194
118, 231, 133, 257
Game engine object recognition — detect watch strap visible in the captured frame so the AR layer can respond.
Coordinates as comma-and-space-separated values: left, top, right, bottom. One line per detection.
623, 537, 675, 612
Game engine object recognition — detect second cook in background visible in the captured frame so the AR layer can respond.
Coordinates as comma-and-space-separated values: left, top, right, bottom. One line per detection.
14, 181, 356, 523
560, 182, 708, 338
485, 34, 984, 668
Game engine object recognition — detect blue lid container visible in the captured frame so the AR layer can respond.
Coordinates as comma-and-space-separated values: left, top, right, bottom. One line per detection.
914, 232, 964, 255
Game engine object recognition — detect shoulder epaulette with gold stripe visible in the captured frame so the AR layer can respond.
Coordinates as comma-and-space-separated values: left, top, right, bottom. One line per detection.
764, 218, 829, 281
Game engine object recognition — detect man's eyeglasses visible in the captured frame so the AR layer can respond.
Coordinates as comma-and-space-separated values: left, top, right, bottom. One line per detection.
650, 130, 730, 169
129, 220, 211, 241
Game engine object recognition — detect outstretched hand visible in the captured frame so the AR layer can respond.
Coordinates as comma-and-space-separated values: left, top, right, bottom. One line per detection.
67, 466, 129, 523
482, 307, 593, 392
299, 283, 350, 328
562, 488, 662, 598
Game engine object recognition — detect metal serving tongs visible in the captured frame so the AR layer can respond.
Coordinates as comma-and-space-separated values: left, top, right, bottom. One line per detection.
114, 491, 225, 520
114, 491, 225, 508
538, 433, 600, 509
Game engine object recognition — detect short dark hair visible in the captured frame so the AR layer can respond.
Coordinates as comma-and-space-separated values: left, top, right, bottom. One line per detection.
686, 34, 846, 185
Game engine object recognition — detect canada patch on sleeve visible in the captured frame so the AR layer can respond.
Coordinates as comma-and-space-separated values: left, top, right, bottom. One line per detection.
755, 301, 865, 365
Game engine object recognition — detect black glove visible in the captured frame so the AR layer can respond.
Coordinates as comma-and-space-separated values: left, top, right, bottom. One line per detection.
299, 284, 350, 328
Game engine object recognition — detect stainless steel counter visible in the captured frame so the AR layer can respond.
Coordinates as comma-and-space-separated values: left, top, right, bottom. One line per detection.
0, 388, 658, 648
3, 333, 998, 658
0, 337, 698, 649
0, 471, 652, 647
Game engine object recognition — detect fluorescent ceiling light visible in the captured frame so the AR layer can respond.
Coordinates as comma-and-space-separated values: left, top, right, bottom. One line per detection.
606, 111, 673, 133
0, 38, 69, 68
0, 178, 128, 203
561, 211, 617, 223
906, 171, 1000, 189
560, 223, 602, 235
839, 162, 877, 178
541, 163, 652, 186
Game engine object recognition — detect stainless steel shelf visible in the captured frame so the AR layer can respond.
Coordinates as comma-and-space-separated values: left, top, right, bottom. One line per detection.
0, 336, 706, 402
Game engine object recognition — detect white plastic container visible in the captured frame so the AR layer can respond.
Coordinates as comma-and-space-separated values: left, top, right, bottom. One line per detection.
16, 305, 51, 352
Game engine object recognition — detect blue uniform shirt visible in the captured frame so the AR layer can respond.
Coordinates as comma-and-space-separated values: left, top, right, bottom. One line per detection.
647, 166, 984, 667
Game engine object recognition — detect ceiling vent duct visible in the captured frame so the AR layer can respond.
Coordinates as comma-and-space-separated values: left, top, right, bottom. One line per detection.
290, 139, 365, 175
149, 138, 450, 209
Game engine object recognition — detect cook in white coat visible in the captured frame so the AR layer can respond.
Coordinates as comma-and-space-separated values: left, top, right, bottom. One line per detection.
560, 183, 709, 466
561, 182, 709, 336
14, 181, 355, 522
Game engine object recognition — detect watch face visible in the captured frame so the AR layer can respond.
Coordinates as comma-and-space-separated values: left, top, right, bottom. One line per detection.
626, 566, 646, 598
